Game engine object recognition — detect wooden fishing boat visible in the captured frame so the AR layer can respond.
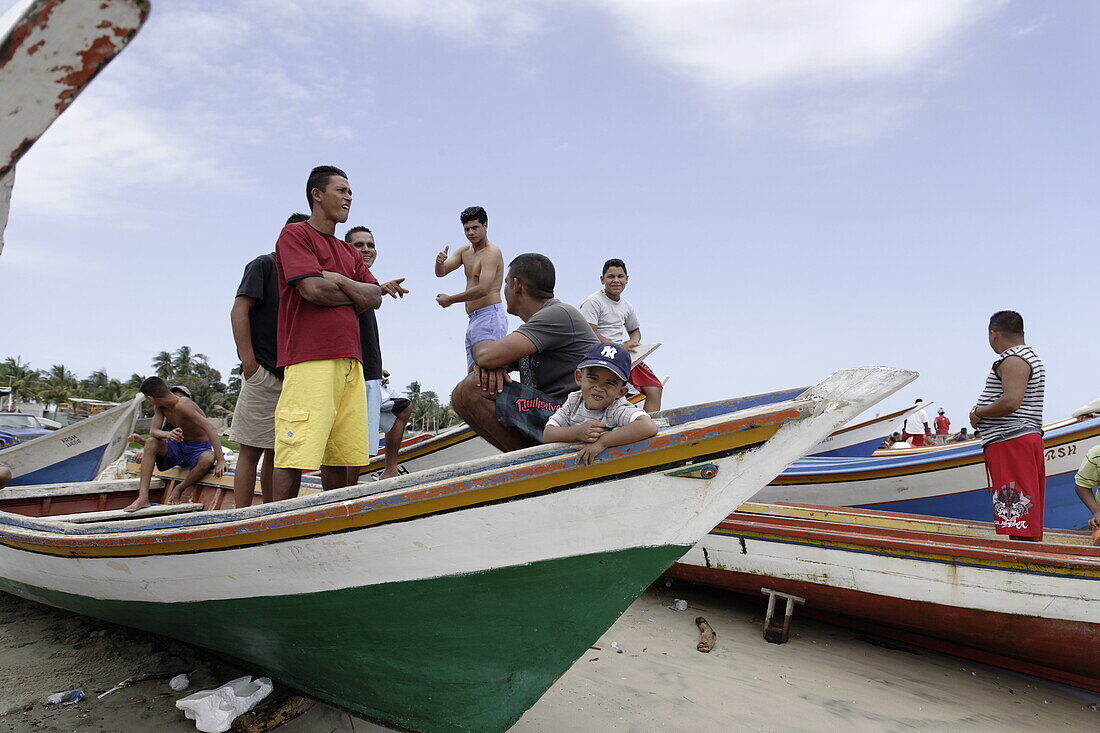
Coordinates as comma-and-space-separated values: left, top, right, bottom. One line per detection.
0, 367, 913, 733
0, 396, 140, 486
359, 392, 922, 480
756, 415, 1100, 530
668, 502, 1100, 691
0, 0, 147, 252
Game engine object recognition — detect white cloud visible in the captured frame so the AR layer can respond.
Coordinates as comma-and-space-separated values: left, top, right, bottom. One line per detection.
1012, 21, 1043, 38
586, 0, 1004, 145
354, 0, 542, 46
592, 0, 1000, 90
11, 80, 228, 217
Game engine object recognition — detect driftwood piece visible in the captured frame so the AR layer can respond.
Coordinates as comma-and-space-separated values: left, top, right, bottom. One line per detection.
231, 689, 314, 732
695, 616, 716, 653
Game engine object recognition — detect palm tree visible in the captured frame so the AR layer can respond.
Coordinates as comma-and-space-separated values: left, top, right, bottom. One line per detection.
173, 346, 195, 378
82, 368, 110, 399
39, 364, 79, 412
152, 351, 174, 380
100, 379, 125, 403
0, 356, 42, 407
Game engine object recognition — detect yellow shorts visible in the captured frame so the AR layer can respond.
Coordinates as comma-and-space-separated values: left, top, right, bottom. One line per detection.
274, 358, 371, 470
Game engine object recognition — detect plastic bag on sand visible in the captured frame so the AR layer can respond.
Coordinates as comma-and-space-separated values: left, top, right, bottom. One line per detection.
175, 676, 273, 733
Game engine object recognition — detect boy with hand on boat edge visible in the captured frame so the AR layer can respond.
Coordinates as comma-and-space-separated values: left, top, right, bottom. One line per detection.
543, 342, 657, 465
124, 377, 227, 513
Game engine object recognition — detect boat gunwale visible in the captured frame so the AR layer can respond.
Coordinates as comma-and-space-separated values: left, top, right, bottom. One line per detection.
359, 385, 810, 471
713, 512, 1100, 571
775, 416, 1100, 484
0, 399, 814, 552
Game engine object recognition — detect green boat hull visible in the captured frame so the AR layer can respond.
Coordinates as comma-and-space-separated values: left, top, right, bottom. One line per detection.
0, 543, 688, 732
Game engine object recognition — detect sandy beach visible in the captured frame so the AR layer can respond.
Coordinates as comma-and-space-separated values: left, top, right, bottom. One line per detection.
0, 582, 1095, 732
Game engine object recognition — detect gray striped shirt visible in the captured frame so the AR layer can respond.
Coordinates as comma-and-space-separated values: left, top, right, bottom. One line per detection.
976, 345, 1044, 446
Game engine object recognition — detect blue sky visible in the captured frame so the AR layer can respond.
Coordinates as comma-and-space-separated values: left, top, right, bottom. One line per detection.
1, 0, 1095, 426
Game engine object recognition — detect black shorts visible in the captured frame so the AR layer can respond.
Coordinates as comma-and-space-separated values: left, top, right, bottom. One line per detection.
494, 382, 563, 447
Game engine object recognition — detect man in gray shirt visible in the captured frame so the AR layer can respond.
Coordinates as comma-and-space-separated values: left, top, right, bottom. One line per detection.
451, 253, 597, 450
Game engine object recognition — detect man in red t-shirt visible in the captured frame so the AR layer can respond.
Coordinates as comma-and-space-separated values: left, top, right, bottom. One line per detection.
271, 165, 382, 500
934, 409, 951, 444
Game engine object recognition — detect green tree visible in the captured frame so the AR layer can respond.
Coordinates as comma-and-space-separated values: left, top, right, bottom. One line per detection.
125, 373, 146, 393
39, 364, 79, 411
0, 356, 42, 406
152, 351, 174, 380
173, 346, 195, 378
81, 368, 110, 398
153, 347, 231, 414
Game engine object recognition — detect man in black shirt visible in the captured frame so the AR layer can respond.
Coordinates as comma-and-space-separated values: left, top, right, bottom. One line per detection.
228, 213, 304, 506
346, 226, 412, 479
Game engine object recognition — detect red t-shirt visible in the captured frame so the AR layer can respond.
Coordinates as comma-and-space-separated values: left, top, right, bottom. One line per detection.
275, 222, 377, 367
934, 415, 950, 434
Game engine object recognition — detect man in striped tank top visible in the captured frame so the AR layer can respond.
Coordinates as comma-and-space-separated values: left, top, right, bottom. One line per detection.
969, 311, 1046, 540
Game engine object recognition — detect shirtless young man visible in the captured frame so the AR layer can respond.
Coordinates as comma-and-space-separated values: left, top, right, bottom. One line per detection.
434, 206, 507, 369
123, 377, 227, 512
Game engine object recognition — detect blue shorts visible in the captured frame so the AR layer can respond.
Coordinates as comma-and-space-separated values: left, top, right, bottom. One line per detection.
155, 439, 213, 471
465, 303, 509, 369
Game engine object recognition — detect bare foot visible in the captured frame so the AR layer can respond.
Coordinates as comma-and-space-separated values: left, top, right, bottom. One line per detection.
123, 498, 150, 513
163, 486, 182, 505
380, 468, 400, 480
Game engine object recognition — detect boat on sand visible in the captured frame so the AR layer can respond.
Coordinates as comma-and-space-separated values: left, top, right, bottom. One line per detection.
0, 396, 140, 486
0, 367, 913, 732
668, 502, 1100, 692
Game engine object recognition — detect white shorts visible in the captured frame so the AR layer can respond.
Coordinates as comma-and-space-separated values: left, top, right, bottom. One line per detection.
366, 379, 382, 457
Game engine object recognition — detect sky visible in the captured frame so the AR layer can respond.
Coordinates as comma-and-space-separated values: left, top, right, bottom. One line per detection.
0, 0, 1096, 426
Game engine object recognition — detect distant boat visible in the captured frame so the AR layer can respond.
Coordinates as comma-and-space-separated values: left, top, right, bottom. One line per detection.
0, 367, 914, 733
668, 502, 1099, 692
0, 396, 140, 486
808, 401, 927, 458
755, 415, 1100, 530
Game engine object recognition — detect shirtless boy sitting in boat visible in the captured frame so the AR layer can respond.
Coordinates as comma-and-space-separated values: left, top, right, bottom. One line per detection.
124, 377, 227, 512
434, 206, 507, 369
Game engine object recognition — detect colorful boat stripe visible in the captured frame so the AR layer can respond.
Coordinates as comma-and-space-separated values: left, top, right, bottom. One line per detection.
708, 525, 1100, 580
2, 411, 800, 558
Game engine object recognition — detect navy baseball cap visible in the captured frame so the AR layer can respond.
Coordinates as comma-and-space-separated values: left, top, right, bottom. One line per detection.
578, 342, 631, 382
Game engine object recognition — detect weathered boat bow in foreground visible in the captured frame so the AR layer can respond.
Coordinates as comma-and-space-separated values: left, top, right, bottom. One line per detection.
0, 367, 914, 732
0, 0, 148, 253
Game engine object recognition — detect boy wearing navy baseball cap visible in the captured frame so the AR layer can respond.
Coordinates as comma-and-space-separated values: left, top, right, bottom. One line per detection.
543, 342, 658, 465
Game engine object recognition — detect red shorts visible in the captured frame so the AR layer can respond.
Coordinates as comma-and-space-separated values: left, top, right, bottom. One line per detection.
629, 362, 663, 390
983, 433, 1045, 539
902, 432, 926, 447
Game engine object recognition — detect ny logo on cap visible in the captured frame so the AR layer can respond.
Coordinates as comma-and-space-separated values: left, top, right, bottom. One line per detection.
601, 345, 618, 359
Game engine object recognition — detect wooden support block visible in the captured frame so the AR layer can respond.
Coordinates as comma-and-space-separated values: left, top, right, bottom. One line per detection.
231, 689, 314, 732
761, 587, 805, 644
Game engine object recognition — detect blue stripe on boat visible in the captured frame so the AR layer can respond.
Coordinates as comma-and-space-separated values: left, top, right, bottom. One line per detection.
10, 445, 109, 486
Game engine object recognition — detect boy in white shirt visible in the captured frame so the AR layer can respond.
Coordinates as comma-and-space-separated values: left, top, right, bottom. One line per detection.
579, 258, 663, 412
543, 342, 658, 465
